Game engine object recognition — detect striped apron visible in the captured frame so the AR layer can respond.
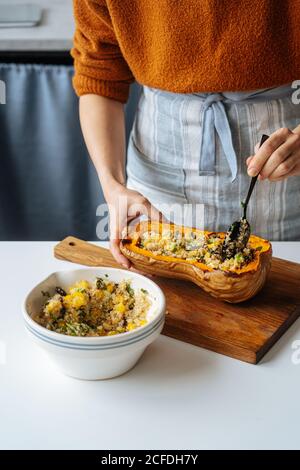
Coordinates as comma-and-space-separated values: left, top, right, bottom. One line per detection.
126, 84, 300, 240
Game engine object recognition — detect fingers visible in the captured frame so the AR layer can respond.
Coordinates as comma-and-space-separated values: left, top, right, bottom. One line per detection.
128, 196, 168, 224
268, 156, 299, 181
109, 218, 131, 269
259, 133, 300, 179
246, 128, 300, 182
109, 238, 131, 269
141, 198, 168, 223
247, 127, 293, 177
246, 156, 254, 166
108, 191, 168, 269
140, 200, 169, 234
269, 163, 300, 181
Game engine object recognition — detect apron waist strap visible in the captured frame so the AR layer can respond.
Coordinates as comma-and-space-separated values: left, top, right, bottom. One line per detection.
194, 84, 293, 182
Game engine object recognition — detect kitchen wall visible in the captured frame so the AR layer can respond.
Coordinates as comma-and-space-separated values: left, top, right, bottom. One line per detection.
0, 0, 140, 241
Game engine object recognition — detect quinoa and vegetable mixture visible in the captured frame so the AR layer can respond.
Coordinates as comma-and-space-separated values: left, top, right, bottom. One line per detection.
35, 277, 151, 337
138, 228, 260, 272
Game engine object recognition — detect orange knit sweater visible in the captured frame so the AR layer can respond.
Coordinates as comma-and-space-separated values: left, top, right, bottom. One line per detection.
71, 0, 300, 103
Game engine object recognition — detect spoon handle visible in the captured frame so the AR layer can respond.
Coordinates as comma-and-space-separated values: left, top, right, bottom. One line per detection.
243, 134, 269, 219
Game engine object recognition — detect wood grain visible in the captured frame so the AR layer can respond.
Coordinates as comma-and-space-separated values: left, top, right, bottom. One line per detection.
54, 237, 300, 364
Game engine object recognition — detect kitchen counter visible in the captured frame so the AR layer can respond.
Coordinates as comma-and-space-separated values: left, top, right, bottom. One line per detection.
0, 0, 74, 51
0, 241, 300, 450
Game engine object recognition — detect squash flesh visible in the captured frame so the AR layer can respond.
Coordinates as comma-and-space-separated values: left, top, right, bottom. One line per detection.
120, 221, 272, 303
123, 221, 270, 274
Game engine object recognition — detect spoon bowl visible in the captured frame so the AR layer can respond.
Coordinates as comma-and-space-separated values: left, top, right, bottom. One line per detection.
222, 134, 269, 260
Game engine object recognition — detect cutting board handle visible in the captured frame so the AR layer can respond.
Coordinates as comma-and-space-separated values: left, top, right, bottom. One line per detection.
54, 236, 121, 268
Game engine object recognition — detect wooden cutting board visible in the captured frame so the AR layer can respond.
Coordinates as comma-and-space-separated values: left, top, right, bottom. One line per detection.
54, 236, 300, 364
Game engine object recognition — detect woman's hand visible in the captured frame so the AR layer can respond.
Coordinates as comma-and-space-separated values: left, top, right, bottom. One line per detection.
79, 95, 165, 268
106, 182, 165, 268
247, 126, 300, 181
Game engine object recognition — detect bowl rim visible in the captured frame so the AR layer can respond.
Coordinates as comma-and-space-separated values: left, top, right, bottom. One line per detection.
23, 267, 166, 345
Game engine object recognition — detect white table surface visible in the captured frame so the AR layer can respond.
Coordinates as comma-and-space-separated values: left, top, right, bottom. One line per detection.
0, 0, 74, 51
0, 241, 300, 450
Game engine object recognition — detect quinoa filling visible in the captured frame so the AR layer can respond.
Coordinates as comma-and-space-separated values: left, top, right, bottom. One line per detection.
34, 277, 151, 337
138, 229, 259, 271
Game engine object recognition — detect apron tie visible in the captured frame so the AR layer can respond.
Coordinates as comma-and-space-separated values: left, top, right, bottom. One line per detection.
198, 92, 238, 182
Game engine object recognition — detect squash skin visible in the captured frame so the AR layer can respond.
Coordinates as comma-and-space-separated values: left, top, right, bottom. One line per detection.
120, 221, 272, 303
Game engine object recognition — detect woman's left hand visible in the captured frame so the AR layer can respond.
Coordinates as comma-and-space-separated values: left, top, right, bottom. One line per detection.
247, 126, 300, 181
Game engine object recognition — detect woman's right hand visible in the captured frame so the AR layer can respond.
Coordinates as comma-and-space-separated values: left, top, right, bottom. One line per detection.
105, 182, 165, 268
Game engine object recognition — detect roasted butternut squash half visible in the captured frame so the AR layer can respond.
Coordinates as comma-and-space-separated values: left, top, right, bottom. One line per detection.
120, 221, 272, 303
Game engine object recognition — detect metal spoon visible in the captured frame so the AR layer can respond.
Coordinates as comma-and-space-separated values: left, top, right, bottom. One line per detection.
221, 134, 269, 260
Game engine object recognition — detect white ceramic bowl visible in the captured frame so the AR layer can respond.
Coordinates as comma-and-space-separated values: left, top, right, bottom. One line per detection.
23, 268, 166, 380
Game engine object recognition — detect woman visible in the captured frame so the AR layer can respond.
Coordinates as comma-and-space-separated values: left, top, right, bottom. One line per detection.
71, 0, 300, 268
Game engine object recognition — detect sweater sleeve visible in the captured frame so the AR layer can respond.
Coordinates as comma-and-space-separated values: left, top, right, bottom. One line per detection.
71, 0, 134, 103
